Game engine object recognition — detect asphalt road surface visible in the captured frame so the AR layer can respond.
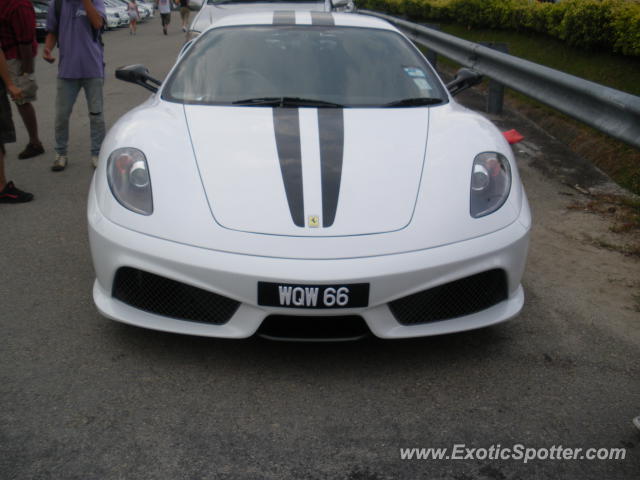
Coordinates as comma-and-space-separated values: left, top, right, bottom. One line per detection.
1, 14, 639, 480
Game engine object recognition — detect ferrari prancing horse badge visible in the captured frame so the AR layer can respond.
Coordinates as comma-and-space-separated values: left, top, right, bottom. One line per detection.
308, 215, 320, 228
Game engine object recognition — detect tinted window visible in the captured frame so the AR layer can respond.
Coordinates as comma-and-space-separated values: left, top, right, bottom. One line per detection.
163, 26, 445, 107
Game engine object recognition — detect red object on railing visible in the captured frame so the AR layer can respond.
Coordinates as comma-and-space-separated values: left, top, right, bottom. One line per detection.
503, 129, 524, 144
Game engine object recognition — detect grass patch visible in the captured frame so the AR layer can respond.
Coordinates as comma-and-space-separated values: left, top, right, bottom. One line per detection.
440, 24, 640, 95
585, 236, 640, 257
633, 294, 640, 313
566, 191, 639, 219
566, 191, 640, 255
504, 98, 640, 195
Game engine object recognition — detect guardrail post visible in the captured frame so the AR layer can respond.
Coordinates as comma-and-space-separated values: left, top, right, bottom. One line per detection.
419, 24, 441, 69
481, 42, 509, 115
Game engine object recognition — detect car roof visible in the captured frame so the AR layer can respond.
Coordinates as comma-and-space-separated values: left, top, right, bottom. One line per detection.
204, 11, 398, 32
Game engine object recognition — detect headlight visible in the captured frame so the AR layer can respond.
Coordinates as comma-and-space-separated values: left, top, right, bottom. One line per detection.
470, 152, 511, 218
107, 147, 153, 215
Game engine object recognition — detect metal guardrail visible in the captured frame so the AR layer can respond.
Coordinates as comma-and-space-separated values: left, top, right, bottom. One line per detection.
362, 10, 640, 150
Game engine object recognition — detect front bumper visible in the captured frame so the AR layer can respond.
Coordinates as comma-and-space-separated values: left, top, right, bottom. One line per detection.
88, 190, 530, 339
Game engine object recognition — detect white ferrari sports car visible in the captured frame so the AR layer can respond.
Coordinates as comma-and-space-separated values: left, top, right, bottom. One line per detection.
88, 12, 531, 340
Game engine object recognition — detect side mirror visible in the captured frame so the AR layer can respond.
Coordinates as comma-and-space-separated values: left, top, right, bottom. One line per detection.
115, 64, 162, 93
188, 0, 203, 11
446, 68, 483, 96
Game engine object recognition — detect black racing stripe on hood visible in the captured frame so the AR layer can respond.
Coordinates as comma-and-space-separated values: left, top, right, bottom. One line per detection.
311, 12, 334, 26
273, 11, 296, 25
318, 108, 344, 228
273, 108, 305, 228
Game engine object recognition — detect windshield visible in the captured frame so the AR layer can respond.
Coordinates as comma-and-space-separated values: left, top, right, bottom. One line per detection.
163, 26, 446, 108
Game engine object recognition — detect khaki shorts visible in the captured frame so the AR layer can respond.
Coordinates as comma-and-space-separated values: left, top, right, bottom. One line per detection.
180, 6, 190, 21
7, 58, 38, 106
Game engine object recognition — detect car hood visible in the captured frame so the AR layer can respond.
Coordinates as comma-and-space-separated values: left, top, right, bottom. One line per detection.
191, 2, 327, 33
184, 105, 430, 236
97, 99, 524, 259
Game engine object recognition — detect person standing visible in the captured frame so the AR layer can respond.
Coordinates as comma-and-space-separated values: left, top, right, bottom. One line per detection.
0, 46, 33, 203
128, 0, 140, 35
43, 0, 106, 171
0, 0, 45, 160
157, 0, 172, 35
179, 0, 189, 33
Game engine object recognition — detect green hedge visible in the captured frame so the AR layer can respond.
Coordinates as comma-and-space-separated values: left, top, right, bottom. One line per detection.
357, 0, 640, 56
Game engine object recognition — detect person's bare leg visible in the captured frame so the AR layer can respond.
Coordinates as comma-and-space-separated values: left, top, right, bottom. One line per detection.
16, 102, 42, 147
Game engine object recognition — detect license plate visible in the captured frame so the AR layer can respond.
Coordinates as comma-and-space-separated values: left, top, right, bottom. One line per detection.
258, 282, 369, 309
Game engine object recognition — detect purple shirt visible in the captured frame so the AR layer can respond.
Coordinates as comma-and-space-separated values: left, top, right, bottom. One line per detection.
46, 0, 106, 79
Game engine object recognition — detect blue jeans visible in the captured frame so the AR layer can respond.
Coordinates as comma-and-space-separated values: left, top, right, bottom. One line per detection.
55, 78, 105, 156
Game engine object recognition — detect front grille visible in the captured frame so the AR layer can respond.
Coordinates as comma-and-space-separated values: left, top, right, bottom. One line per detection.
112, 267, 240, 325
257, 315, 370, 341
389, 269, 508, 325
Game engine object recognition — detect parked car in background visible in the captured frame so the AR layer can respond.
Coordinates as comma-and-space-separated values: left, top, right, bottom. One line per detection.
136, 1, 153, 20
112, 0, 152, 21
105, 10, 121, 29
140, 0, 157, 9
32, 0, 48, 42
104, 0, 130, 27
186, 0, 354, 40
103, 5, 125, 30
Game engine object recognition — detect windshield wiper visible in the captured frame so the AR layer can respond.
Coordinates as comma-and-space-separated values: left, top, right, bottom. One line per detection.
381, 97, 443, 107
232, 97, 345, 108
